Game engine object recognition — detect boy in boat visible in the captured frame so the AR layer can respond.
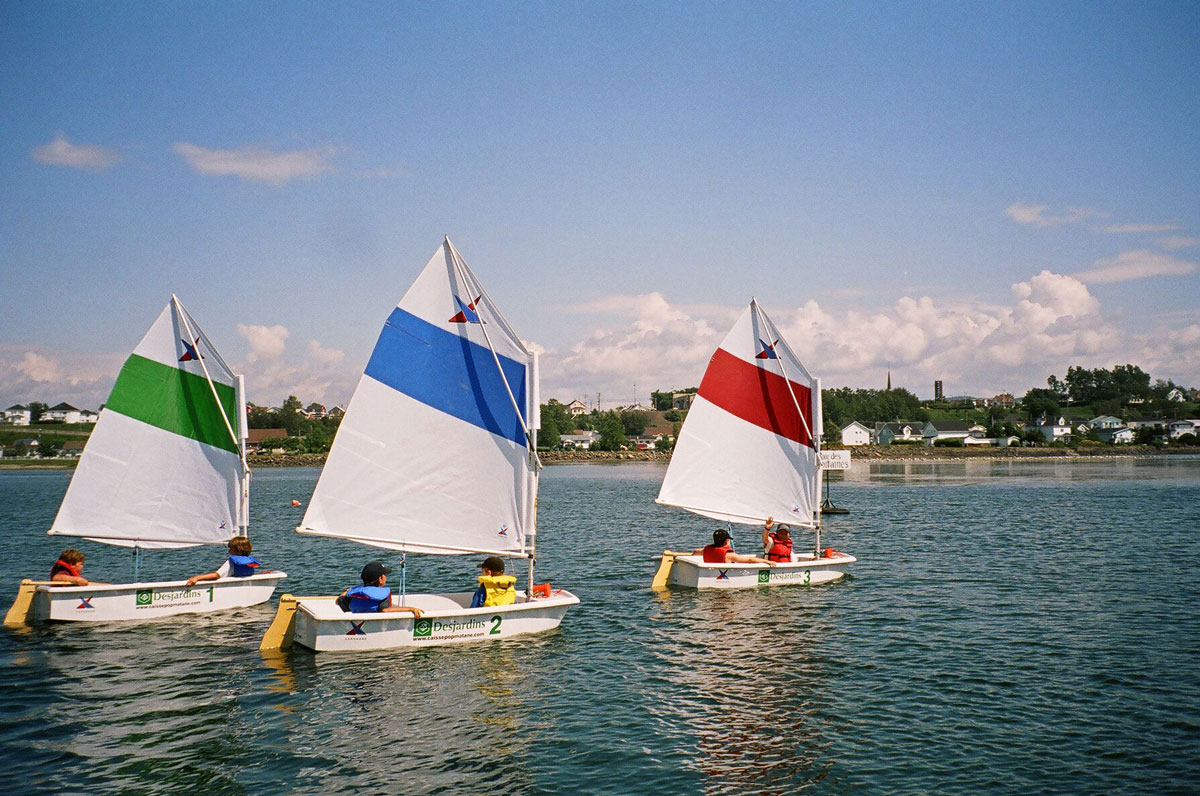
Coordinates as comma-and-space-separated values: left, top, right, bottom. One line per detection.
470, 556, 517, 608
692, 529, 774, 566
336, 562, 424, 616
762, 517, 794, 563
50, 548, 107, 586
186, 536, 264, 586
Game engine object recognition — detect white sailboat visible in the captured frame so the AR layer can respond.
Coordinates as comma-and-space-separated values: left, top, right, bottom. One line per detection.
260, 238, 578, 653
651, 299, 856, 590
4, 296, 286, 625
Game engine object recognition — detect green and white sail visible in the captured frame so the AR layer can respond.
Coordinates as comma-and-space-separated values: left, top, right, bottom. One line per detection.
49, 296, 248, 549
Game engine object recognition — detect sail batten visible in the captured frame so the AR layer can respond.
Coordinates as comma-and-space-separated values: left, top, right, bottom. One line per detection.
657, 302, 821, 527
301, 239, 537, 557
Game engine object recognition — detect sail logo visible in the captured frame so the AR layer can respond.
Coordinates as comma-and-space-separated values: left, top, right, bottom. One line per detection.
346, 622, 367, 636
136, 587, 213, 608
757, 570, 770, 584
178, 336, 204, 362
791, 505, 802, 515
413, 617, 488, 641
218, 520, 227, 531
755, 338, 779, 360
497, 524, 508, 537
716, 569, 730, 580
76, 596, 95, 609
449, 294, 483, 324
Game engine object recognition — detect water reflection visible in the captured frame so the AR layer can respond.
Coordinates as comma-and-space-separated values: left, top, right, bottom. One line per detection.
250, 643, 536, 795
648, 589, 839, 795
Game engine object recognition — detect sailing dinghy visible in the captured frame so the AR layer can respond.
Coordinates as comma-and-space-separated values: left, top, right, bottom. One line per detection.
260, 238, 578, 653
4, 296, 286, 625
651, 299, 856, 590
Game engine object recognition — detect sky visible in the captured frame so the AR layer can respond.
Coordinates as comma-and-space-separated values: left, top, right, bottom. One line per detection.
2, 1, 1197, 412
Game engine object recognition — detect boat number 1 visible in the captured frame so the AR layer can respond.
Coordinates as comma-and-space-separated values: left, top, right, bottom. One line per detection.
490, 616, 502, 635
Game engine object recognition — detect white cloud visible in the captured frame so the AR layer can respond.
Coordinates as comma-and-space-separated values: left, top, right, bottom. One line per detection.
236, 324, 289, 361
307, 339, 345, 367
15, 352, 64, 383
538, 272, 1200, 404
0, 346, 124, 410
174, 142, 333, 185
1072, 250, 1196, 284
1159, 236, 1200, 251
230, 325, 355, 406
1098, 222, 1180, 234
1005, 203, 1096, 228
31, 133, 120, 170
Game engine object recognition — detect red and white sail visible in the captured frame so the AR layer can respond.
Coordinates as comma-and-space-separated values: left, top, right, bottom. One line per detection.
656, 300, 821, 528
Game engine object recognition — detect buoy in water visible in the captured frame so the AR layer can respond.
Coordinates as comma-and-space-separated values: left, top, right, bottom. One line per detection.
291, 499, 301, 507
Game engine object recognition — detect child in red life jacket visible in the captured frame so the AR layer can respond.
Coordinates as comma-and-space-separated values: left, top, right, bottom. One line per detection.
762, 517, 794, 563
50, 548, 105, 586
691, 529, 774, 566
186, 536, 266, 586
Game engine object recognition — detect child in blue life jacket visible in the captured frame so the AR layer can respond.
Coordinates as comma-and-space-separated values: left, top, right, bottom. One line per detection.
336, 561, 424, 616
186, 536, 265, 586
470, 556, 517, 608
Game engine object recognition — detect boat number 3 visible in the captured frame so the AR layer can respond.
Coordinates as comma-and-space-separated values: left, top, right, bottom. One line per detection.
490, 615, 502, 635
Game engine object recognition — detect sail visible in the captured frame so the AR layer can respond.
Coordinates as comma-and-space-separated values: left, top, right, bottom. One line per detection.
299, 238, 537, 556
656, 300, 821, 527
49, 297, 245, 548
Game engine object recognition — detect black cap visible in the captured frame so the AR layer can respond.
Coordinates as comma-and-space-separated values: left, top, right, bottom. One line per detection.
361, 561, 391, 583
713, 529, 731, 544
480, 556, 505, 573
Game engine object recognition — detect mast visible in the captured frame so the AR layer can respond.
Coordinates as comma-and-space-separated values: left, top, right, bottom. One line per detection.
236, 374, 251, 536
526, 351, 541, 595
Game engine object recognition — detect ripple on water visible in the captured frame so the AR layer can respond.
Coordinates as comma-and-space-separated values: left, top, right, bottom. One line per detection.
0, 460, 1198, 795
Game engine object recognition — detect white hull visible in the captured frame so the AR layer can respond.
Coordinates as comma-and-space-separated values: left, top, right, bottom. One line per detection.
33, 572, 286, 623
293, 589, 579, 652
669, 553, 855, 590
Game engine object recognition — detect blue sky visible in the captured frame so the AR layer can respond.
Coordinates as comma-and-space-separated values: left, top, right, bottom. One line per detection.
3, 2, 1197, 410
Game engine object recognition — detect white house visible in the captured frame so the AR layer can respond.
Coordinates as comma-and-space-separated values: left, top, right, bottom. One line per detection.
566, 400, 588, 416
1028, 420, 1073, 441
3, 405, 31, 425
78, 409, 99, 424
1167, 388, 1186, 403
1167, 419, 1198, 439
874, 422, 924, 445
672, 392, 697, 410
1095, 425, 1135, 444
922, 421, 972, 445
560, 431, 600, 449
41, 403, 82, 424
1088, 415, 1124, 430
840, 421, 871, 446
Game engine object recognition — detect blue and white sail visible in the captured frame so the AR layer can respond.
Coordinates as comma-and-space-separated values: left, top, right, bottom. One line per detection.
298, 238, 540, 556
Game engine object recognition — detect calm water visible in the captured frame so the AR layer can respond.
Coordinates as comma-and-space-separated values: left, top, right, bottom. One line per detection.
1, 459, 1198, 795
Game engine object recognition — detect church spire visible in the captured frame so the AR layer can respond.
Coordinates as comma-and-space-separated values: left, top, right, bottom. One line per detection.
886, 370, 891, 391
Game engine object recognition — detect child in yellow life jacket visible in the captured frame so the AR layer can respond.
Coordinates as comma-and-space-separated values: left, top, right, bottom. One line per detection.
471, 556, 516, 608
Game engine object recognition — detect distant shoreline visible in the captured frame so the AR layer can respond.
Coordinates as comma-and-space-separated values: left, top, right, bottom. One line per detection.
2, 445, 1194, 471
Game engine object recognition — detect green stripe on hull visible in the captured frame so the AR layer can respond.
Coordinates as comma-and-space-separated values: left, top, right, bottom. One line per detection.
106, 354, 239, 454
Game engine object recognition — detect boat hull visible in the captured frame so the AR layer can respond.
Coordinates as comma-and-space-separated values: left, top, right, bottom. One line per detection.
293, 589, 579, 652
669, 554, 855, 590
32, 572, 286, 623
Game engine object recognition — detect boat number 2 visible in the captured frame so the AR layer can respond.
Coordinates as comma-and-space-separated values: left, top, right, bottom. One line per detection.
490, 616, 502, 635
